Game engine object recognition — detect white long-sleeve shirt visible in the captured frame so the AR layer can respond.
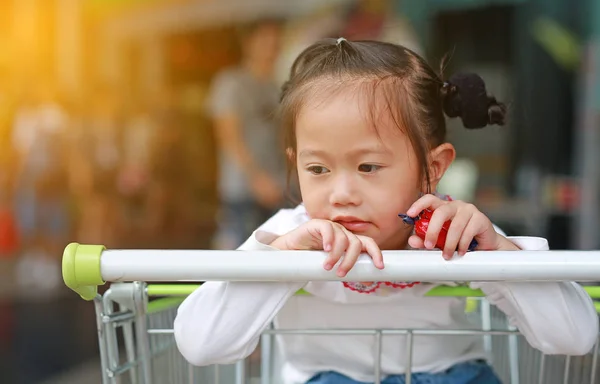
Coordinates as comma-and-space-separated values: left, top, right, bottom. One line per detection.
174, 205, 598, 384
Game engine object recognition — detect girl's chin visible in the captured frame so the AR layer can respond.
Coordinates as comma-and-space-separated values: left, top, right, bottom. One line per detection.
376, 233, 410, 250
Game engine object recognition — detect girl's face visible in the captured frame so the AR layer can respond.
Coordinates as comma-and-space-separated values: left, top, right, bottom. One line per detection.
295, 89, 426, 250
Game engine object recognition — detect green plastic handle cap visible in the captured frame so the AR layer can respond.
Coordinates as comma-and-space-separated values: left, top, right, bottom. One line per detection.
62, 242, 106, 301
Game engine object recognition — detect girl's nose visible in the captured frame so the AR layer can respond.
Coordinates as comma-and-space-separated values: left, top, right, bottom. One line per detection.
328, 174, 361, 207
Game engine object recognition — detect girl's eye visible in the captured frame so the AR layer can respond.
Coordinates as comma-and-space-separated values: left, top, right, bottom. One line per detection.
358, 164, 381, 173
307, 166, 329, 175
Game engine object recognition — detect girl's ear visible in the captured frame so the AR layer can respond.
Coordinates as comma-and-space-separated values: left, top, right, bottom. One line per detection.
427, 143, 456, 191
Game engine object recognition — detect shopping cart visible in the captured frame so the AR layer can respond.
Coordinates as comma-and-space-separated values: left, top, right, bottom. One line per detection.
62, 243, 600, 384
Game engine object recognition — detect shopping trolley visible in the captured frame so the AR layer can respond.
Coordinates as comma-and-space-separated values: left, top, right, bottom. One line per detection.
62, 243, 600, 384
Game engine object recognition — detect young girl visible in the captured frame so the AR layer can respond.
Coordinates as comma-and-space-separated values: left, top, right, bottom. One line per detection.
174, 38, 598, 384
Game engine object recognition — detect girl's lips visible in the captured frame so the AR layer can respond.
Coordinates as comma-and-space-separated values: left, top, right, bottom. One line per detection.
334, 220, 372, 232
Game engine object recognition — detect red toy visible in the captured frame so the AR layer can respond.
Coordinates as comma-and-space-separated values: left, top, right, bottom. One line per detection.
399, 209, 478, 252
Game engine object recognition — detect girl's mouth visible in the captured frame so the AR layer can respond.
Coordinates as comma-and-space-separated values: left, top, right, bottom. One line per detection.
333, 217, 372, 232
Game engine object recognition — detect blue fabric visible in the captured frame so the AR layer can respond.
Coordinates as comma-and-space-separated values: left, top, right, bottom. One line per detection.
306, 360, 502, 384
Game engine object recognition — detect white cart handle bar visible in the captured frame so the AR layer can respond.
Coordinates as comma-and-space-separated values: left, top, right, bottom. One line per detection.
61, 243, 600, 301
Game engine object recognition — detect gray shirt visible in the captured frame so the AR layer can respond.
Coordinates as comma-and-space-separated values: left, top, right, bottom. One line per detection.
206, 67, 286, 202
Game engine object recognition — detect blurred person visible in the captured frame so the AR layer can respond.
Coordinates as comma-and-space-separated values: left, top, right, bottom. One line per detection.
8, 93, 99, 382
10, 82, 69, 291
206, 18, 288, 249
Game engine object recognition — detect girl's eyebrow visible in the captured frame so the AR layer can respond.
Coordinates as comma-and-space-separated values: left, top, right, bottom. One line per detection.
299, 146, 389, 159
346, 146, 390, 157
298, 149, 326, 159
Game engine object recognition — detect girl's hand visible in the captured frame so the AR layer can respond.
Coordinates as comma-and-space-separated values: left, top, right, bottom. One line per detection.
270, 219, 384, 277
406, 194, 520, 259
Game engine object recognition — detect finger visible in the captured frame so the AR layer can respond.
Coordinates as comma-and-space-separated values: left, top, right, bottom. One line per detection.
336, 230, 362, 277
408, 235, 425, 249
424, 204, 457, 250
357, 235, 384, 269
323, 224, 349, 270
457, 216, 483, 256
317, 221, 335, 252
406, 193, 448, 217
319, 221, 338, 270
442, 208, 472, 259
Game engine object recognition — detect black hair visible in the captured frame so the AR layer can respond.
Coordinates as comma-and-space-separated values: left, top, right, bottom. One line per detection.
279, 38, 506, 192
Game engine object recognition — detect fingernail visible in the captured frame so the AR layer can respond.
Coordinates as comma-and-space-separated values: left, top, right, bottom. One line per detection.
324, 244, 331, 251
324, 262, 332, 270
337, 269, 346, 277
425, 241, 434, 249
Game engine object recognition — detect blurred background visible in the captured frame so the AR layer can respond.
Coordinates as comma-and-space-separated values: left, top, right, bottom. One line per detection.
0, 0, 598, 383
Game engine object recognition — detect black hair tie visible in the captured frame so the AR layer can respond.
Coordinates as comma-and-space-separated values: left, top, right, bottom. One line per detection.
441, 73, 506, 129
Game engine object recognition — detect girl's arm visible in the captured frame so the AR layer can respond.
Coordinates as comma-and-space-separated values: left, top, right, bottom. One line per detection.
173, 210, 307, 366
471, 236, 599, 356
406, 195, 598, 355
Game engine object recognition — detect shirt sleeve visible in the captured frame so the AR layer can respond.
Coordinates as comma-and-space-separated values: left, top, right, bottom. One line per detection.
205, 70, 242, 118
173, 209, 307, 366
471, 236, 598, 356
